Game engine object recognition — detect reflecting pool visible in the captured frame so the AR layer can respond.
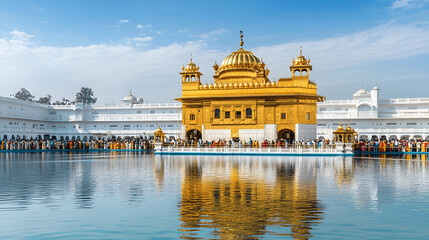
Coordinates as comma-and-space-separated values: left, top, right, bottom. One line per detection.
0, 152, 428, 239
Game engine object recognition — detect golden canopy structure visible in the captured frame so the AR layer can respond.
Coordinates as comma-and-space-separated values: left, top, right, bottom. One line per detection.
176, 32, 324, 142
333, 122, 357, 143
154, 127, 165, 143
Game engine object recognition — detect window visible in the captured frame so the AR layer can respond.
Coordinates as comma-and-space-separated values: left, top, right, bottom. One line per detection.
167, 125, 173, 127
281, 113, 286, 119
150, 125, 154, 127
136, 111, 142, 114
190, 114, 195, 120
235, 111, 241, 119
150, 110, 155, 114
225, 111, 230, 118
306, 112, 310, 120
49, 111, 56, 115
407, 123, 417, 125
386, 123, 397, 126
109, 125, 118, 128
246, 108, 252, 118
214, 109, 220, 119
319, 108, 326, 111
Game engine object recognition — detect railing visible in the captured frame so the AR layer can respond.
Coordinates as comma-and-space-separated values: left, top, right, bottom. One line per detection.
89, 114, 181, 121
159, 145, 340, 154
380, 98, 429, 104
319, 100, 357, 105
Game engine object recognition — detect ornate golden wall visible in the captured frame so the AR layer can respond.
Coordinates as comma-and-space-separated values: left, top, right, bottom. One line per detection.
176, 35, 323, 141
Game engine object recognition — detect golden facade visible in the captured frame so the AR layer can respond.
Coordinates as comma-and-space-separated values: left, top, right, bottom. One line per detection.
176, 32, 323, 142
177, 156, 323, 239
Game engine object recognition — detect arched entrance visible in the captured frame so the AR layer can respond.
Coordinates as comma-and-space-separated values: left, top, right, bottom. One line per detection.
278, 129, 295, 142
186, 129, 202, 141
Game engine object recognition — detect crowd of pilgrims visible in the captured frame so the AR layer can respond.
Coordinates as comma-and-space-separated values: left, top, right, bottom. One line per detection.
0, 138, 154, 150
168, 138, 429, 153
356, 139, 429, 152
1, 137, 428, 153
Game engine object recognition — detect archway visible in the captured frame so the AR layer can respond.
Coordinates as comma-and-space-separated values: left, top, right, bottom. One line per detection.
389, 135, 398, 141
278, 129, 295, 142
359, 135, 369, 141
186, 129, 202, 141
400, 135, 410, 140
371, 135, 379, 141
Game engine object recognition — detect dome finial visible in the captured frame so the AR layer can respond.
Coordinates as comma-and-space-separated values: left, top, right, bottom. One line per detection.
240, 30, 244, 47
190, 53, 192, 62
300, 46, 302, 56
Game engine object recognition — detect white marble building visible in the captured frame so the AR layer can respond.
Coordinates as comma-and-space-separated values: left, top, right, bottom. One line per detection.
317, 87, 429, 141
0, 92, 181, 140
1, 87, 428, 142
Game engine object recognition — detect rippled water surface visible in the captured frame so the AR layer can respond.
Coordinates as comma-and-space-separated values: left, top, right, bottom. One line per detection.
1, 152, 429, 239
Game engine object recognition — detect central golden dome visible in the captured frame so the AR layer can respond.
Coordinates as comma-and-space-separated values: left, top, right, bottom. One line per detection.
219, 48, 261, 71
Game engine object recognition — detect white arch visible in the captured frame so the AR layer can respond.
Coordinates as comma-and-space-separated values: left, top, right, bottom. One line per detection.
357, 103, 374, 110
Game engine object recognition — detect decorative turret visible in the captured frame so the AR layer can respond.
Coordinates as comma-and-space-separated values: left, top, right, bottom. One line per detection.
333, 122, 357, 143
180, 56, 203, 83
290, 47, 312, 77
213, 61, 219, 74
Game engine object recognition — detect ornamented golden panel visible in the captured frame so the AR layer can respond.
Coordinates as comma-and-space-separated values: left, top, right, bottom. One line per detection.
176, 33, 323, 139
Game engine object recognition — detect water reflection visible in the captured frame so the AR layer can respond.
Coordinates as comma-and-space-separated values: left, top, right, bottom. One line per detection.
1, 152, 429, 239
175, 156, 324, 239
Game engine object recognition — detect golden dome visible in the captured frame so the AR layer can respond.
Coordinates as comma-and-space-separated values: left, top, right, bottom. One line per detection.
292, 48, 311, 66
219, 48, 261, 71
182, 59, 199, 72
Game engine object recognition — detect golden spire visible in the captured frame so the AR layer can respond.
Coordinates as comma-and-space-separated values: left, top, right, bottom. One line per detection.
300, 46, 302, 56
240, 31, 244, 47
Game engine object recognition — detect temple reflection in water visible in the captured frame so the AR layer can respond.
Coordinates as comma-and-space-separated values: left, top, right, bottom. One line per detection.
172, 156, 324, 239
2, 152, 429, 239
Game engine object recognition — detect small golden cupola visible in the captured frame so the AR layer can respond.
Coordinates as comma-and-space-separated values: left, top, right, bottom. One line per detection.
290, 47, 312, 77
213, 31, 270, 84
180, 57, 202, 83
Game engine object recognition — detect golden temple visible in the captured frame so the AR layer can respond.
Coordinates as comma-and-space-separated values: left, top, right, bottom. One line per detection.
176, 32, 324, 142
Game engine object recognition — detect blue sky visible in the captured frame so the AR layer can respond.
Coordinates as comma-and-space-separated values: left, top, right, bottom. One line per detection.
0, 0, 429, 103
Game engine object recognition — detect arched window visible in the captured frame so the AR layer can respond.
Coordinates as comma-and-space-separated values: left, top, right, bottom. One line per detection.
214, 109, 220, 119
246, 108, 252, 118
294, 70, 300, 76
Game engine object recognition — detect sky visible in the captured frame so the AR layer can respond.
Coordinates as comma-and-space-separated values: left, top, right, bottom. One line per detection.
1, 0, 429, 103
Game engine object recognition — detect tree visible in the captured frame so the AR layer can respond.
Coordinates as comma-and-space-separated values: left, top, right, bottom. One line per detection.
36, 94, 52, 105
75, 87, 97, 105
14, 88, 34, 101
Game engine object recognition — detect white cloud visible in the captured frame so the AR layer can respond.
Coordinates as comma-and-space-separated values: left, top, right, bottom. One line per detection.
9, 30, 35, 40
119, 19, 129, 24
391, 0, 428, 9
196, 29, 226, 39
1, 23, 429, 102
178, 28, 190, 33
136, 24, 152, 29
132, 36, 153, 42
254, 23, 429, 72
